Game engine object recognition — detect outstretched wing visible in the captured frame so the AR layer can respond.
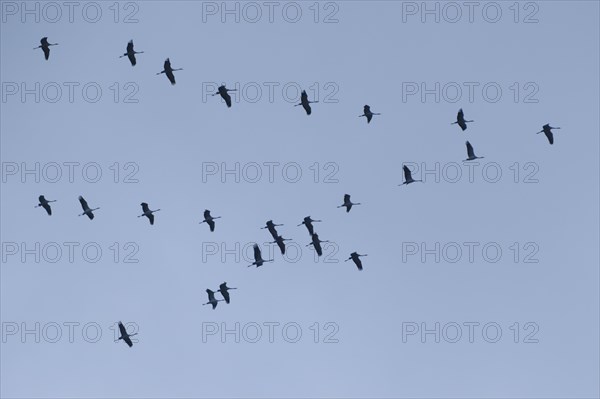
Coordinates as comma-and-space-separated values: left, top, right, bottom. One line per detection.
545, 130, 554, 145
403, 165, 411, 181
42, 203, 52, 215
79, 196, 88, 210
466, 141, 475, 158
223, 92, 232, 108
221, 289, 231, 304
253, 244, 261, 261
303, 103, 311, 115
355, 257, 363, 270
141, 202, 150, 213
207, 219, 215, 232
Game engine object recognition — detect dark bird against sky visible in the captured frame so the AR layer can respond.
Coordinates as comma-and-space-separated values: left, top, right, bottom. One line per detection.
35, 195, 56, 216
34, 37, 57, 60
120, 40, 144, 66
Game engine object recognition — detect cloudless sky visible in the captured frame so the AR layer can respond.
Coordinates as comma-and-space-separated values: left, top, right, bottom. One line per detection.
1, 1, 599, 398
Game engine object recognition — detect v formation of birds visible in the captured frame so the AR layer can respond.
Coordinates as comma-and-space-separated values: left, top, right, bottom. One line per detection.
32, 37, 563, 347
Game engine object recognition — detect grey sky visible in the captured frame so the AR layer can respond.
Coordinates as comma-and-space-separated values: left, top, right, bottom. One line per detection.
1, 1, 599, 398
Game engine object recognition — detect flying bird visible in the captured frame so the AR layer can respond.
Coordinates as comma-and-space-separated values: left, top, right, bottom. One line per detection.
35, 195, 56, 216
337, 194, 361, 213
138, 202, 160, 225
217, 282, 237, 304
537, 124, 561, 145
464, 141, 484, 161
156, 58, 182, 85
306, 233, 330, 257
399, 165, 423, 186
203, 289, 223, 310
200, 209, 221, 232
213, 85, 236, 108
78, 196, 99, 220
34, 37, 57, 60
451, 108, 473, 131
115, 321, 137, 348
359, 105, 380, 123
119, 40, 143, 66
261, 220, 283, 240
297, 216, 322, 236
248, 244, 273, 267
295, 90, 318, 115
270, 235, 291, 255
345, 252, 367, 271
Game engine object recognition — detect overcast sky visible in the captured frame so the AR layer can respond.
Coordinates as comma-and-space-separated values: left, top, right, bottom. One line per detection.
1, 1, 599, 398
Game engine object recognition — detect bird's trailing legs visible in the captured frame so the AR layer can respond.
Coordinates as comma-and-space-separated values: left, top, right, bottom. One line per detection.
537, 126, 561, 133
79, 207, 100, 216
202, 299, 224, 306
200, 216, 221, 224
345, 254, 368, 261
247, 259, 273, 267
115, 333, 138, 342
35, 199, 56, 208
138, 208, 161, 217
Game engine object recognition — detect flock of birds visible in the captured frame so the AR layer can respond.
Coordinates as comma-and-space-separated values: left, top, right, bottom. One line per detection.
30, 36, 563, 347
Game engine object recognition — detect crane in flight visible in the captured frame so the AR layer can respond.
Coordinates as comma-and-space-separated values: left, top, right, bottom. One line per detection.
35, 195, 56, 216
34, 37, 58, 60
295, 90, 317, 115
200, 209, 221, 232
203, 289, 224, 310
262, 220, 283, 240
115, 321, 137, 348
119, 40, 143, 66
156, 58, 182, 85
359, 105, 380, 123
399, 165, 423, 186
217, 282, 237, 304
306, 233, 330, 257
537, 124, 561, 145
138, 202, 161, 225
345, 252, 367, 271
213, 85, 236, 108
270, 235, 291, 255
463, 141, 484, 161
451, 108, 473, 131
78, 196, 99, 220
337, 194, 361, 213
248, 244, 273, 267
298, 216, 322, 236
